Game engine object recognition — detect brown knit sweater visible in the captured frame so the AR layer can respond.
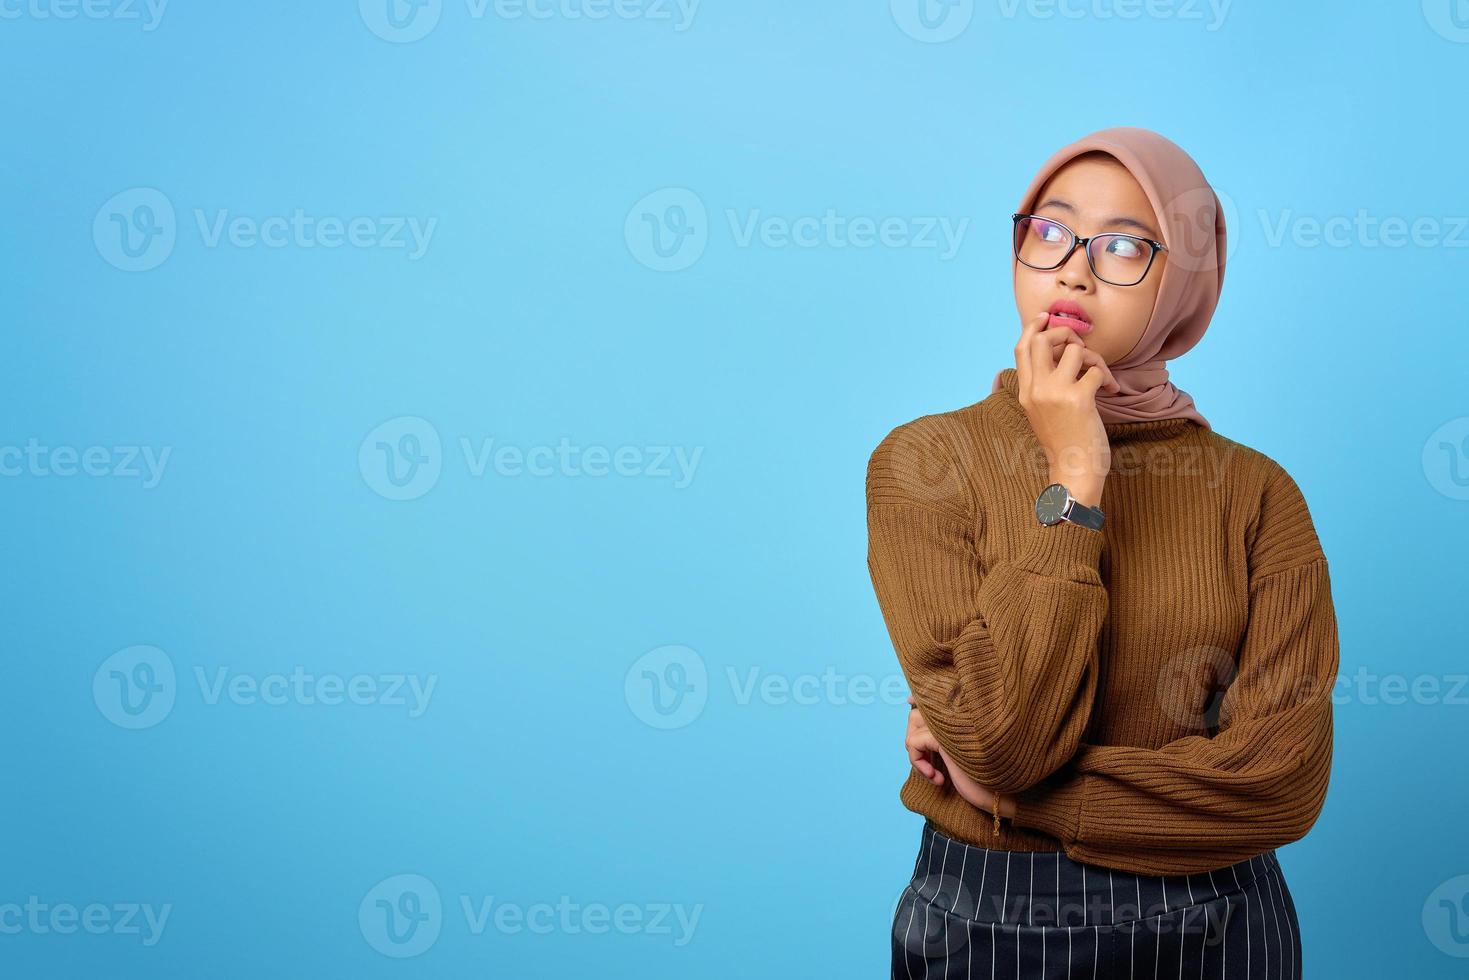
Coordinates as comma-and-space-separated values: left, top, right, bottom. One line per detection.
866, 367, 1338, 876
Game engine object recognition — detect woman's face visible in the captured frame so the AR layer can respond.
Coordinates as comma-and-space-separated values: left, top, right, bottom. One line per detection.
1012, 153, 1166, 365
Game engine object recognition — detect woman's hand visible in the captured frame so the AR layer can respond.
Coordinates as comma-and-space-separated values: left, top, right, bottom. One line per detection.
906, 696, 1015, 819
905, 694, 945, 785
1014, 311, 1120, 507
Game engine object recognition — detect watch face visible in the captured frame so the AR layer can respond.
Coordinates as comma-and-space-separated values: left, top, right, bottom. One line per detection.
1035, 483, 1068, 525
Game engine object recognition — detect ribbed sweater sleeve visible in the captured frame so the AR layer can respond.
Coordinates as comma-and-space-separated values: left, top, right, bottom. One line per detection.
1011, 465, 1340, 874
865, 421, 1109, 795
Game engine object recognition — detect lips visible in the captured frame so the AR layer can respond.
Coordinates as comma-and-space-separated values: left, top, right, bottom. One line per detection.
1047, 300, 1093, 334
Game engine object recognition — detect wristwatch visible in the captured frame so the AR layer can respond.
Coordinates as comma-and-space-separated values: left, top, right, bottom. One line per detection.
1034, 482, 1105, 531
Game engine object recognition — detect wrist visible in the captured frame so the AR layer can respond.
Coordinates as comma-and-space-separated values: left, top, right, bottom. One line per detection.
1048, 471, 1104, 508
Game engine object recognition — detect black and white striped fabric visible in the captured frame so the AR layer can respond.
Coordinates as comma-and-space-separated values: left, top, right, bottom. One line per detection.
893, 822, 1302, 979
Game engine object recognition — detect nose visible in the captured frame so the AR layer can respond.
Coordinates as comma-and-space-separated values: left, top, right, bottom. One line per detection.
1056, 240, 1095, 291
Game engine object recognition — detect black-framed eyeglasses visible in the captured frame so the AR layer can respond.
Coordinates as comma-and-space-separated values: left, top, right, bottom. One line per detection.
1011, 212, 1167, 287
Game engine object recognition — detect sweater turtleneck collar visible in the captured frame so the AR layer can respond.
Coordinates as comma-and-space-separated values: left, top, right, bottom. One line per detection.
989, 367, 1201, 445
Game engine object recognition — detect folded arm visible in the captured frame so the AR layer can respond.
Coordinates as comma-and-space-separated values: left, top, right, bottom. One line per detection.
1010, 468, 1340, 874
866, 421, 1108, 795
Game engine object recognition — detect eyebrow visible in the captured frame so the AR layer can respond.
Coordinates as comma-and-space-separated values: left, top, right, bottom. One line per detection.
1034, 198, 1162, 240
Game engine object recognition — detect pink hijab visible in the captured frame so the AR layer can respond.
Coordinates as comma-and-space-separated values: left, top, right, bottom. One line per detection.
992, 126, 1226, 429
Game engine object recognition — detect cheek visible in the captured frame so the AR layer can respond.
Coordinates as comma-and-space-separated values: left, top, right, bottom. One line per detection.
1013, 268, 1044, 311
1130, 284, 1166, 339
1119, 293, 1156, 329
1094, 289, 1151, 328
1093, 295, 1154, 359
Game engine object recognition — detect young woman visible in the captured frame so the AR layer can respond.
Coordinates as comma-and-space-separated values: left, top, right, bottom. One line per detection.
865, 126, 1338, 979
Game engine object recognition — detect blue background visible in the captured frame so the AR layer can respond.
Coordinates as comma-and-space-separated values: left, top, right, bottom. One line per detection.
3, 1, 1466, 976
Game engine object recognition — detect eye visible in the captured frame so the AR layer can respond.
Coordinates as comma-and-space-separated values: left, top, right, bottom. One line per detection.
1032, 219, 1066, 243
1105, 236, 1145, 259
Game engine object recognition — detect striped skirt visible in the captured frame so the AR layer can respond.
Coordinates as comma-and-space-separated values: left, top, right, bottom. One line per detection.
893, 821, 1302, 979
